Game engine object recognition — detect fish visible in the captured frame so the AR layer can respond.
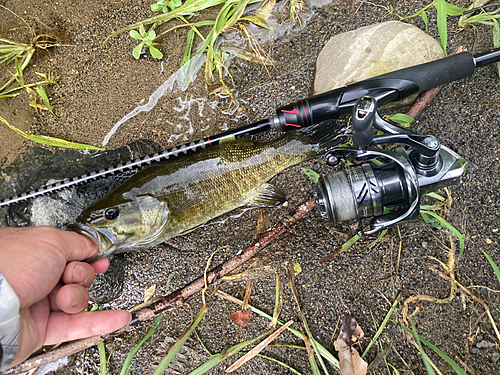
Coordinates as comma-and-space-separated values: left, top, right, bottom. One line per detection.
68, 122, 348, 261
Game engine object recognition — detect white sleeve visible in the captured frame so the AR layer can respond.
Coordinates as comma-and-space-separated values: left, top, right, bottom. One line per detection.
0, 272, 20, 372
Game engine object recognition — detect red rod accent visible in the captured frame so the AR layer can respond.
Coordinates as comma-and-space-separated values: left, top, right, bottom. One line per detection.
281, 108, 299, 115
285, 123, 301, 128
301, 102, 309, 126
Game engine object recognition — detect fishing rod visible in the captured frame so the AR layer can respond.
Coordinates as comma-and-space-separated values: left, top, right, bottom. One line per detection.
0, 47, 499, 209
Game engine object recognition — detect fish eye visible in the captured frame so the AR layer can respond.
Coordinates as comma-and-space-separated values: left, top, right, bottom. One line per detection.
105, 208, 119, 220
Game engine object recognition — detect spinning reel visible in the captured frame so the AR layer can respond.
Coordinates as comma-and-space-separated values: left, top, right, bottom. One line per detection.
314, 96, 467, 235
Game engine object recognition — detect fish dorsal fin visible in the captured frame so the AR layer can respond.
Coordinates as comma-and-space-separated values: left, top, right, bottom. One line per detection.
245, 183, 286, 208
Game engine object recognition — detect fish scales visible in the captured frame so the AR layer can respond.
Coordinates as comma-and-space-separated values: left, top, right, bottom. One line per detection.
68, 122, 348, 260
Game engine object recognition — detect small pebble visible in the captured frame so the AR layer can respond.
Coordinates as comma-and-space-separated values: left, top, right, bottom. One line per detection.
476, 340, 495, 349
491, 352, 500, 364
471, 347, 487, 354
422, 241, 428, 249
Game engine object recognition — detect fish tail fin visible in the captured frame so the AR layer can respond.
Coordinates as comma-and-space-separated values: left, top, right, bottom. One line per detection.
297, 120, 350, 156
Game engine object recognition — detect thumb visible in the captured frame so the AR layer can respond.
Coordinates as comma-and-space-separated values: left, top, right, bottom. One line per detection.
54, 228, 99, 262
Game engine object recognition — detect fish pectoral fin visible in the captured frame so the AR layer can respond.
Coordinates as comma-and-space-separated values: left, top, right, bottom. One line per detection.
245, 183, 287, 208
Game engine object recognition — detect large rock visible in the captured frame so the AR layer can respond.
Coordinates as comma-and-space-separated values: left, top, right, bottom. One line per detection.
313, 21, 445, 106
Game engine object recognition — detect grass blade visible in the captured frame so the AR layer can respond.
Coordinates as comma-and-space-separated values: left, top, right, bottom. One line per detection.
0, 116, 104, 150
189, 332, 267, 374
422, 10, 429, 33
493, 19, 500, 77
341, 234, 362, 253
153, 305, 208, 375
97, 342, 107, 375
420, 210, 464, 258
398, 323, 467, 375
482, 250, 500, 286
366, 228, 388, 248
120, 313, 164, 375
226, 320, 294, 372
361, 298, 399, 358
216, 290, 340, 368
436, 0, 448, 55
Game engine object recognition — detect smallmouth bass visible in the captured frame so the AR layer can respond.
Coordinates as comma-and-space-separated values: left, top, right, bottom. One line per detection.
69, 123, 347, 260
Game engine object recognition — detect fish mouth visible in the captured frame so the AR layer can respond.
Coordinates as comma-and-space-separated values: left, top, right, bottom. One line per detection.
66, 223, 118, 261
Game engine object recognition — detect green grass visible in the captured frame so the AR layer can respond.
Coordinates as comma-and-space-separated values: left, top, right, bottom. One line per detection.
0, 116, 104, 150
400, 0, 500, 75
398, 322, 467, 374
120, 314, 164, 375
105, 0, 286, 90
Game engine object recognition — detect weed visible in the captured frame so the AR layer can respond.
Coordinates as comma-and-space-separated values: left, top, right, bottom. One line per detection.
399, 0, 500, 75
0, 116, 104, 150
106, 0, 287, 92
398, 322, 467, 374
153, 305, 208, 375
483, 250, 500, 285
97, 341, 107, 375
130, 24, 164, 59
120, 314, 164, 375
0, 34, 59, 101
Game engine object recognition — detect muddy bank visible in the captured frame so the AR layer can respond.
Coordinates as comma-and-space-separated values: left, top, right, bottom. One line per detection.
1, 0, 500, 374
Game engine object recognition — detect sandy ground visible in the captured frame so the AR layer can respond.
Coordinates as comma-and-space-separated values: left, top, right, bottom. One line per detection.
1, 0, 500, 374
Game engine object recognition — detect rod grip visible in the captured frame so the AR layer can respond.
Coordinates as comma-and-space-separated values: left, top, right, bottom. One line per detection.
370, 52, 476, 92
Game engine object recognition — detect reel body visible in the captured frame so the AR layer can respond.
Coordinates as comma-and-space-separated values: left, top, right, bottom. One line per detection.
314, 96, 467, 235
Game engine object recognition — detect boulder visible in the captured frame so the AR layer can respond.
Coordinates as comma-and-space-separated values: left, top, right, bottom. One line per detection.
313, 21, 445, 109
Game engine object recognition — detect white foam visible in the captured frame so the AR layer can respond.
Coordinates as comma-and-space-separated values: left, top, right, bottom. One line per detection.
102, 54, 207, 147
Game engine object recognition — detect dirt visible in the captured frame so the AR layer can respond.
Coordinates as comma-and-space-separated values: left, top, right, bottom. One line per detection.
1, 0, 500, 374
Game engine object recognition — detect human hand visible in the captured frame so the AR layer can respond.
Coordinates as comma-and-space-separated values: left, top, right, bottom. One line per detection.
0, 226, 131, 368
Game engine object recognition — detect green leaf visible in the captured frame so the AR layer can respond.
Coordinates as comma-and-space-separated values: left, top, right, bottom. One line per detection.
129, 29, 143, 40
493, 19, 500, 78
386, 113, 414, 127
482, 250, 500, 286
149, 46, 164, 59
445, 3, 467, 16
0, 116, 104, 150
153, 305, 208, 375
341, 234, 362, 253
436, 0, 448, 55
147, 29, 157, 40
139, 24, 146, 37
398, 323, 467, 375
151, 3, 163, 11
35, 85, 51, 108
239, 15, 269, 28
425, 191, 446, 202
422, 10, 429, 33
120, 314, 164, 375
420, 210, 464, 258
133, 43, 144, 59
367, 228, 388, 248
153, 306, 208, 375
301, 167, 320, 184
171, 0, 182, 9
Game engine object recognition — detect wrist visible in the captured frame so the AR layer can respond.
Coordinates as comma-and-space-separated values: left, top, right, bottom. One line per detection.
0, 272, 20, 372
